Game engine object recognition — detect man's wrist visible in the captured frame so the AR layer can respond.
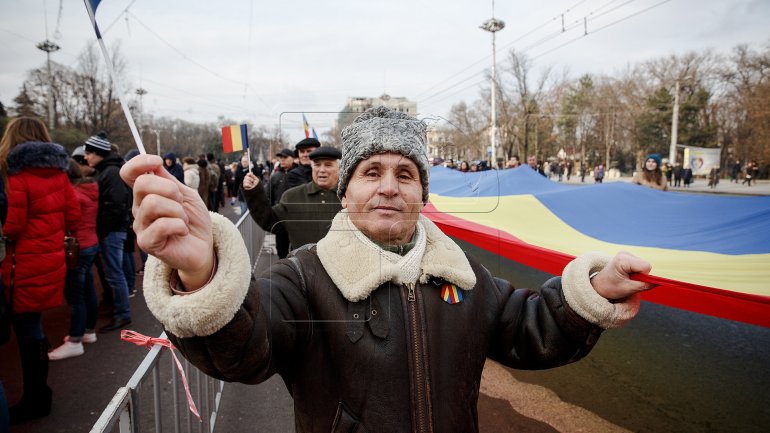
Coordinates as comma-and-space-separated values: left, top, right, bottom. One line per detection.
177, 252, 217, 292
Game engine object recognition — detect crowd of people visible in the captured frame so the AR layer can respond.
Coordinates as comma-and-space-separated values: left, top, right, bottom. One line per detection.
0, 119, 166, 425
0, 117, 263, 427
444, 154, 612, 184
118, 106, 654, 432
438, 153, 766, 191
0, 109, 763, 430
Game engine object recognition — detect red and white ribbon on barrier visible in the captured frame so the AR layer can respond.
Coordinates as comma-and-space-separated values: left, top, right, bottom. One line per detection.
120, 330, 202, 421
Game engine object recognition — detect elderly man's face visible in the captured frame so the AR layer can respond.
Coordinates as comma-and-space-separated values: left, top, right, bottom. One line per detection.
342, 152, 424, 245
312, 159, 340, 190
298, 147, 316, 166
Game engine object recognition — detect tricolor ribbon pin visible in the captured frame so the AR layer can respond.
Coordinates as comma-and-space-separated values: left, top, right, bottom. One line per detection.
441, 283, 464, 304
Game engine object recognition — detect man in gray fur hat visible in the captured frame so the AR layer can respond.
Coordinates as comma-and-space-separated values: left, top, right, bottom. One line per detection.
121, 106, 654, 432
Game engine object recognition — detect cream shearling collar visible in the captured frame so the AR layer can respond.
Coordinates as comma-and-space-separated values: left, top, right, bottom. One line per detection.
317, 211, 477, 302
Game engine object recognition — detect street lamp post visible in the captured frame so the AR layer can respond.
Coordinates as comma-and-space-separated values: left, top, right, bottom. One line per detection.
135, 87, 148, 130
669, 81, 680, 165
480, 15, 505, 166
36, 40, 60, 130
152, 130, 161, 156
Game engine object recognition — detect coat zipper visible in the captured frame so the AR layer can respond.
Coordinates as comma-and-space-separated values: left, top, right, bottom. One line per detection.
404, 282, 433, 433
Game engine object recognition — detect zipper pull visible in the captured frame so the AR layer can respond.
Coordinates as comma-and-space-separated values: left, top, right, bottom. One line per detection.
406, 283, 416, 302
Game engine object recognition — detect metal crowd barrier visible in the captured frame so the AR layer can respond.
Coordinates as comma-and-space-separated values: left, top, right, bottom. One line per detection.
90, 210, 266, 433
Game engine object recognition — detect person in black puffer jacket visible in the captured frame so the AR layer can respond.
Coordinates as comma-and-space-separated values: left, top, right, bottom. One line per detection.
83, 133, 132, 333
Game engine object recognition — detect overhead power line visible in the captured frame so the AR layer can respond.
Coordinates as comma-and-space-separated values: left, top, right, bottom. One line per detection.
414, 0, 595, 100
125, 10, 272, 111
418, 0, 672, 106
531, 0, 673, 61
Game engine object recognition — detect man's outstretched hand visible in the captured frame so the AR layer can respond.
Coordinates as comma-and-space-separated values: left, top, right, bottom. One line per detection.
591, 251, 654, 300
120, 154, 214, 290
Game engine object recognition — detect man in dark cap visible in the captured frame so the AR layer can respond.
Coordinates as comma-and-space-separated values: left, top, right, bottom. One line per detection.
83, 133, 132, 332
268, 148, 297, 206
242, 146, 341, 250
265, 148, 298, 258
285, 137, 320, 189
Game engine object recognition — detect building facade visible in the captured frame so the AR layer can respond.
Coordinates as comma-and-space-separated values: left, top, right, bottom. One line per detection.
345, 94, 417, 115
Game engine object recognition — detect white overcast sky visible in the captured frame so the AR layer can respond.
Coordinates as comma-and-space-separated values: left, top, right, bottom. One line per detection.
1, 0, 769, 143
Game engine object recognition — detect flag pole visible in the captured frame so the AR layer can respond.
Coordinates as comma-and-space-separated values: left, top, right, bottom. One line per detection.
83, 0, 147, 154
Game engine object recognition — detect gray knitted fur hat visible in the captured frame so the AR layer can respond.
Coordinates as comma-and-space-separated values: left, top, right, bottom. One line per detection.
338, 106, 430, 203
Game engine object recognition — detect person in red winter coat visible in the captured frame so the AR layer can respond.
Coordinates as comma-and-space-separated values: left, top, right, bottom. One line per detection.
0, 117, 81, 424
48, 159, 101, 361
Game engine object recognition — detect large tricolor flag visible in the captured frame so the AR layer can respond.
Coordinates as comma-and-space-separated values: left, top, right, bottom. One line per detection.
221, 124, 249, 153
425, 166, 770, 328
302, 113, 318, 139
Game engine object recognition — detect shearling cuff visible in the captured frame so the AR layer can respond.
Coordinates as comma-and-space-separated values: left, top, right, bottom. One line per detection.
562, 252, 641, 329
143, 212, 252, 338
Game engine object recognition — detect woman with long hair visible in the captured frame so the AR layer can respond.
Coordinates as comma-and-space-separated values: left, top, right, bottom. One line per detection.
0, 117, 80, 423
632, 153, 668, 191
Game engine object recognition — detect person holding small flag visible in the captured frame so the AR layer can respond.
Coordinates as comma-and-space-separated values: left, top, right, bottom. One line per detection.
242, 146, 342, 252
121, 106, 654, 433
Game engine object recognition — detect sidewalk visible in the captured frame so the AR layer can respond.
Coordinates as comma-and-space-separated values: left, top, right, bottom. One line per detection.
555, 173, 770, 196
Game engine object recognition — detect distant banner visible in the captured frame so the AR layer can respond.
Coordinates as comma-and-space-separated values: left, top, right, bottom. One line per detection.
683, 146, 720, 175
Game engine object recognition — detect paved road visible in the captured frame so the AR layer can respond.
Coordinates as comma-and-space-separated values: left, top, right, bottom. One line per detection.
2, 181, 768, 432
554, 173, 770, 195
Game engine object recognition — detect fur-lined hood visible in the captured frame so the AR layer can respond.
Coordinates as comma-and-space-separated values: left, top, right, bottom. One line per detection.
7, 141, 69, 175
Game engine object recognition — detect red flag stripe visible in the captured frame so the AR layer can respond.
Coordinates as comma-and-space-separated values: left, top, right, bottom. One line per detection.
222, 126, 233, 153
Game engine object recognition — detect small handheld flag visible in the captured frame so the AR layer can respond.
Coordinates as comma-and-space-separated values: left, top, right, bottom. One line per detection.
222, 124, 249, 153
302, 113, 319, 140
302, 114, 310, 139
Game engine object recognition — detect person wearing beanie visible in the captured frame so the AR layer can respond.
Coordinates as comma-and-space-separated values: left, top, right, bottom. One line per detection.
632, 153, 668, 191
285, 137, 320, 189
242, 146, 342, 252
122, 106, 654, 433
83, 133, 133, 332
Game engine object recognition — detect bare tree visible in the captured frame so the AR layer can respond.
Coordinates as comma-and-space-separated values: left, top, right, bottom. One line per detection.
499, 50, 552, 160
719, 43, 770, 165
445, 101, 487, 161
